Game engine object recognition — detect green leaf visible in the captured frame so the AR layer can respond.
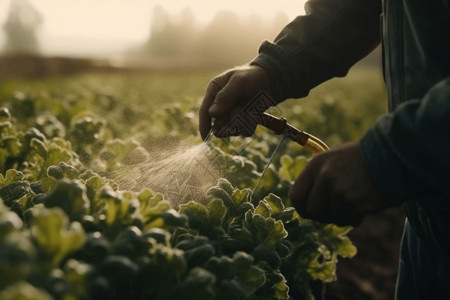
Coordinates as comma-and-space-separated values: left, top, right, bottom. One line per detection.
3, 169, 25, 185
263, 219, 288, 248
25, 128, 46, 143
263, 193, 285, 214
231, 188, 251, 206
272, 275, 289, 300
0, 121, 13, 138
0, 181, 33, 208
231, 251, 254, 271
168, 267, 216, 300
0, 281, 53, 300
179, 201, 209, 229
0, 107, 11, 122
44, 179, 90, 222
64, 259, 92, 297
0, 231, 35, 286
308, 255, 336, 282
137, 188, 154, 202
206, 186, 233, 208
151, 244, 187, 278
251, 244, 281, 269
45, 141, 74, 167
207, 198, 226, 227
255, 200, 271, 218
185, 244, 215, 268
3, 136, 22, 157
0, 201, 23, 238
320, 224, 357, 258
47, 162, 79, 180
252, 166, 280, 197
99, 186, 137, 227
272, 208, 296, 223
145, 227, 171, 246
204, 256, 235, 279
325, 223, 352, 236
30, 138, 48, 158
138, 190, 172, 230
30, 206, 86, 266
159, 209, 187, 228
216, 178, 233, 195
237, 265, 266, 297
333, 236, 357, 258
0, 148, 8, 173
70, 117, 105, 145
278, 155, 308, 182
85, 175, 108, 195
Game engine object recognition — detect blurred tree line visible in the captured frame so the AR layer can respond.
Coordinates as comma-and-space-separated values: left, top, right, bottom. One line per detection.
0, 2, 380, 72
138, 6, 381, 68
138, 6, 290, 65
2, 0, 42, 55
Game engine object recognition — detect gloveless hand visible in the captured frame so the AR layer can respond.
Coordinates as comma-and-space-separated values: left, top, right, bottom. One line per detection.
199, 65, 273, 140
290, 141, 392, 226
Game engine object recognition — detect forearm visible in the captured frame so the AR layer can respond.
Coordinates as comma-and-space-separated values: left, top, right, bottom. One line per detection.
361, 77, 450, 207
252, 0, 381, 102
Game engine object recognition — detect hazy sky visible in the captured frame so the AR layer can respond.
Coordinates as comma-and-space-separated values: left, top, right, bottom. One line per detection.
0, 0, 307, 56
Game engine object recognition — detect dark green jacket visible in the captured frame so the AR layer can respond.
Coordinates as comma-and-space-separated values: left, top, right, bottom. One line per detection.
252, 0, 450, 252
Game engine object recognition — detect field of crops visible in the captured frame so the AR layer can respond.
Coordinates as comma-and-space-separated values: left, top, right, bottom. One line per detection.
0, 65, 393, 300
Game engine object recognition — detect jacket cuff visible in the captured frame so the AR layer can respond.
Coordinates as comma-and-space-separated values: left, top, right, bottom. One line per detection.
250, 52, 287, 103
360, 121, 409, 206
250, 41, 309, 103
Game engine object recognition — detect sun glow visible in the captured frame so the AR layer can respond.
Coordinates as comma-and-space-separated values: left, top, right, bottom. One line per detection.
0, 0, 306, 56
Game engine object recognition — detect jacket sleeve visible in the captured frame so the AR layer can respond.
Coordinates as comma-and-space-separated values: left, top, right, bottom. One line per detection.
251, 0, 381, 103
360, 78, 450, 207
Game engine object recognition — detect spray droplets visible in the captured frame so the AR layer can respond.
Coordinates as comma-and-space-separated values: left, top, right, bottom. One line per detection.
113, 139, 220, 208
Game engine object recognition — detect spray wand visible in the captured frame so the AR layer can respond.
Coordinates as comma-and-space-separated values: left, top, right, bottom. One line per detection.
209, 112, 329, 196
250, 112, 329, 196
211, 112, 328, 154
257, 112, 329, 153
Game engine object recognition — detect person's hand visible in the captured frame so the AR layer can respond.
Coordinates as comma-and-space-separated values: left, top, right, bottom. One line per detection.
290, 141, 392, 226
199, 65, 273, 140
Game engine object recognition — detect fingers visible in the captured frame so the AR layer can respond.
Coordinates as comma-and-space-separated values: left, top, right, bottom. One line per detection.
305, 182, 332, 223
290, 142, 391, 227
207, 76, 251, 138
291, 152, 357, 226
199, 73, 232, 140
199, 75, 252, 139
292, 171, 349, 225
213, 107, 257, 138
290, 164, 314, 216
209, 75, 246, 118
290, 160, 333, 223
198, 65, 272, 140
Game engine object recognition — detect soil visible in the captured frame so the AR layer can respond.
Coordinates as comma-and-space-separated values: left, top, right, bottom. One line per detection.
324, 207, 406, 300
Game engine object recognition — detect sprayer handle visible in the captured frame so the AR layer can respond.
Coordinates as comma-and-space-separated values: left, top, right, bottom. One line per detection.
259, 113, 287, 135
259, 113, 329, 154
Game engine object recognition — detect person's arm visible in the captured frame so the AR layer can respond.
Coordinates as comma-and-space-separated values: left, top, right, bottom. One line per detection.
199, 0, 382, 140
361, 78, 450, 207
291, 77, 450, 227
251, 0, 381, 102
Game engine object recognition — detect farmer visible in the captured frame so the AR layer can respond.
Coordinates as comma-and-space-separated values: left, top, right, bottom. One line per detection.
198, 0, 450, 298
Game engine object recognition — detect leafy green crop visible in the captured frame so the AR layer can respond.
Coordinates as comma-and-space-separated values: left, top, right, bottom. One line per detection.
0, 69, 382, 299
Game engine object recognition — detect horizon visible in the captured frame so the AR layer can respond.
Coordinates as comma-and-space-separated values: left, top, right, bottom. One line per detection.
0, 0, 307, 58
